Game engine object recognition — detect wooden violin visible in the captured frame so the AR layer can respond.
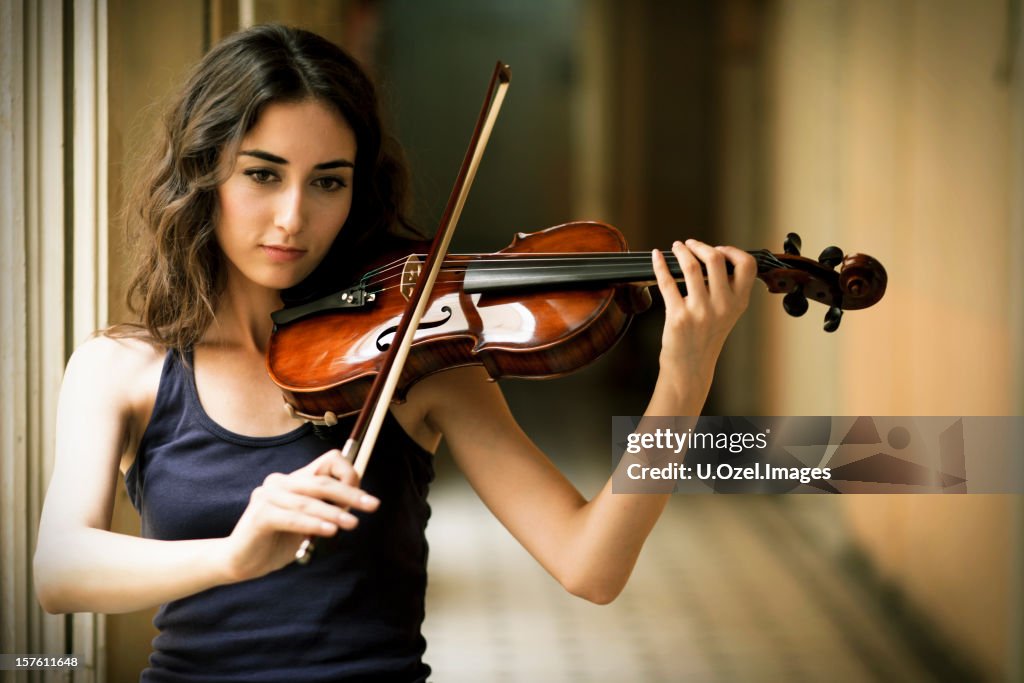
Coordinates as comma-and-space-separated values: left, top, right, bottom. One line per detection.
267, 221, 887, 424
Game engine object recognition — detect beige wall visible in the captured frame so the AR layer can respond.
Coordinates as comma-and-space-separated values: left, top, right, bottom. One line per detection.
764, 0, 1021, 678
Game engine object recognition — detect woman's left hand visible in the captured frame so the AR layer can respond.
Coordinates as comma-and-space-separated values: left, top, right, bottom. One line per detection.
651, 239, 757, 401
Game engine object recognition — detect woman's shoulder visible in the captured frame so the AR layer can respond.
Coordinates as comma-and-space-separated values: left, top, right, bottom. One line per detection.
64, 331, 170, 470
64, 329, 168, 409
70, 328, 166, 370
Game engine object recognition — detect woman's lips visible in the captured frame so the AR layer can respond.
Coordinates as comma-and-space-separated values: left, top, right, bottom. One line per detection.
261, 245, 306, 263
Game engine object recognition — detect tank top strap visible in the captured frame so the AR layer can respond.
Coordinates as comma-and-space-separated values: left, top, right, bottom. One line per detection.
125, 348, 185, 512
125, 348, 325, 511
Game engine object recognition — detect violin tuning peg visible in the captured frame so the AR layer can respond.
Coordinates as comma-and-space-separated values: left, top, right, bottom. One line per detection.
823, 306, 843, 332
818, 246, 843, 269
784, 232, 802, 256
783, 289, 809, 317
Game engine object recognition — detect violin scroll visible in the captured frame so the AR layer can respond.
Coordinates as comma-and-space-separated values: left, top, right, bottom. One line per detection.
757, 232, 887, 332
837, 253, 887, 310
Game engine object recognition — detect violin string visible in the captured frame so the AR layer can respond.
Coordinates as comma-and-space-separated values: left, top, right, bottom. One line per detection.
361, 256, 416, 280
362, 255, 663, 288
370, 252, 782, 278
372, 249, 786, 274
360, 250, 786, 285
363, 249, 795, 295
363, 260, 660, 290
382, 250, 787, 271
361, 251, 788, 291
364, 263, 771, 292
365, 269, 721, 297
363, 256, 571, 289
360, 252, 709, 280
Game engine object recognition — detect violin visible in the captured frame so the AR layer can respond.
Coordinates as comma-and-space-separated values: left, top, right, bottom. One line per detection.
267, 221, 887, 424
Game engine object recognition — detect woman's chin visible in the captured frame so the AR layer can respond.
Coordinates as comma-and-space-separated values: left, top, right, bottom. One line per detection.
256, 265, 318, 292
236, 273, 307, 295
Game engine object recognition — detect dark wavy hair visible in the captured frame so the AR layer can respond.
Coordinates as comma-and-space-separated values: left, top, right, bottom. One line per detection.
119, 24, 420, 350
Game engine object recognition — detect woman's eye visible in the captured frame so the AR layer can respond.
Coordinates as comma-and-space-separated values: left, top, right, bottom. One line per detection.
243, 168, 276, 184
313, 176, 347, 192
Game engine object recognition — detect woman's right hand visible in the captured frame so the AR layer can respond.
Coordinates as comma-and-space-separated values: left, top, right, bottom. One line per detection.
220, 449, 380, 582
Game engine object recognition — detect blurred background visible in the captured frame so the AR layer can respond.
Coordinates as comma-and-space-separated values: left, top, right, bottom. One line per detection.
2, 0, 1022, 681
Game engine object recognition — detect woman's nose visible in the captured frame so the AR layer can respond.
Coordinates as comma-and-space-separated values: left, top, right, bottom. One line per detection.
275, 185, 306, 235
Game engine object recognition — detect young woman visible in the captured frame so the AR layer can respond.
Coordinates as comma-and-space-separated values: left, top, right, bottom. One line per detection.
34, 24, 756, 682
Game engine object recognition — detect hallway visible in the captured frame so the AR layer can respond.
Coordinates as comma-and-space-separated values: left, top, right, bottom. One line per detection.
422, 480, 939, 682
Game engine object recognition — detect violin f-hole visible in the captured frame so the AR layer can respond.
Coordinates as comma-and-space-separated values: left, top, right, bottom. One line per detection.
376, 306, 455, 351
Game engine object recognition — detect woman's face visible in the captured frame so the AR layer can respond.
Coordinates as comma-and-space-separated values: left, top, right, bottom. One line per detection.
216, 98, 357, 291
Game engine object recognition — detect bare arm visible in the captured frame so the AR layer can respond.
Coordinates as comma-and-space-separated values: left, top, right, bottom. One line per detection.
34, 336, 378, 614
420, 240, 756, 604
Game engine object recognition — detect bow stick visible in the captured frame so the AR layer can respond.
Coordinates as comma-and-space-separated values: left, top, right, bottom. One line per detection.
295, 61, 511, 564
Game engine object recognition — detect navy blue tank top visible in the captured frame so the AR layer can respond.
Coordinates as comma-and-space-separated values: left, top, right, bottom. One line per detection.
125, 349, 434, 682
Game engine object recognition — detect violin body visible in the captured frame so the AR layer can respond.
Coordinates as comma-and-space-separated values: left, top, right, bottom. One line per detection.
268, 221, 642, 420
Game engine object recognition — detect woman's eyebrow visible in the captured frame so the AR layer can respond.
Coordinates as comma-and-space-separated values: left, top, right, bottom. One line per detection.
239, 149, 354, 170
313, 159, 355, 170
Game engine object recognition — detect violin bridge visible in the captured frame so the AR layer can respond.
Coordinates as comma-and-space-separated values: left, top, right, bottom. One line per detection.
400, 255, 423, 300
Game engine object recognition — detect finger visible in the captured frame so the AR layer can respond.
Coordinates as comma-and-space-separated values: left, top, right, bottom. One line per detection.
674, 240, 708, 308
299, 449, 344, 476
300, 448, 361, 487
291, 475, 380, 513
271, 508, 341, 537
324, 452, 361, 487
266, 488, 361, 529
715, 246, 758, 298
651, 247, 684, 308
269, 460, 378, 513
249, 485, 346, 540
685, 240, 730, 300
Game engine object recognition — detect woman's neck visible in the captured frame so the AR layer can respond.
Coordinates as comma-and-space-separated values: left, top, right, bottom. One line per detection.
204, 269, 283, 354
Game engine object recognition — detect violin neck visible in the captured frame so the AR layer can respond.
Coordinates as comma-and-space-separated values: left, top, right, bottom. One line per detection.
461, 250, 771, 293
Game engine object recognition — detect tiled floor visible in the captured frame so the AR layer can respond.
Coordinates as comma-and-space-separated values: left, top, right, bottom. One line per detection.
421, 475, 935, 682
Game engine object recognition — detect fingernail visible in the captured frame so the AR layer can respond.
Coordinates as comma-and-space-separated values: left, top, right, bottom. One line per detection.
360, 494, 380, 509
339, 511, 358, 525
673, 240, 682, 247
321, 522, 337, 533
